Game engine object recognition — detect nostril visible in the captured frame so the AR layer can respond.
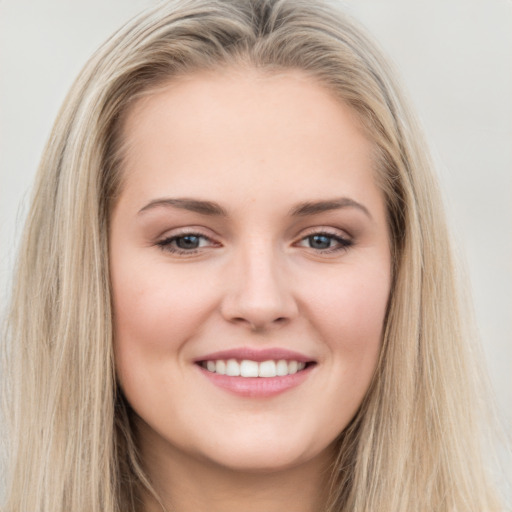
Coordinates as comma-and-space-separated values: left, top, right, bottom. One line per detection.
230, 316, 288, 329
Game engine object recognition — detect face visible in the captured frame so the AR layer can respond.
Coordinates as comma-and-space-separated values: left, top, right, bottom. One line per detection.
110, 69, 391, 474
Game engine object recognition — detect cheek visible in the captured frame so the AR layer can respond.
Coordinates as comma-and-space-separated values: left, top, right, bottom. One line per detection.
112, 265, 170, 355
110, 254, 225, 396
300, 260, 390, 405
306, 261, 390, 344
112, 257, 206, 348
111, 273, 191, 420
111, 257, 178, 387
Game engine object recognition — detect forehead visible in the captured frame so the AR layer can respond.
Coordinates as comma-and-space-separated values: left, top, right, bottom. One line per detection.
117, 69, 381, 213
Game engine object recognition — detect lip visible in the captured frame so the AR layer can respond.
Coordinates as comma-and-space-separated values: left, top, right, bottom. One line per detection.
197, 365, 314, 397
194, 347, 314, 363
194, 347, 317, 398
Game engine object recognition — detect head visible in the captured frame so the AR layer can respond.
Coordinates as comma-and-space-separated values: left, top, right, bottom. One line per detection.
5, 1, 494, 511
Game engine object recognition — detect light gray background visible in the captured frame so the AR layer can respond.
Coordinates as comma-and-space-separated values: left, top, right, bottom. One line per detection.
0, 0, 510, 448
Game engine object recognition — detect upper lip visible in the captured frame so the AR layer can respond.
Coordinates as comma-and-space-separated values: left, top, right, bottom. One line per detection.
194, 347, 315, 363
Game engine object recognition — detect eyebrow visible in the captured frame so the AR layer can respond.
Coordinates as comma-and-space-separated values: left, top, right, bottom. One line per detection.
138, 196, 371, 219
289, 197, 372, 219
138, 198, 228, 216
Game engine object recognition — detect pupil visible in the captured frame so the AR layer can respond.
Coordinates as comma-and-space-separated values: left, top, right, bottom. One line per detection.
177, 235, 200, 249
310, 235, 331, 249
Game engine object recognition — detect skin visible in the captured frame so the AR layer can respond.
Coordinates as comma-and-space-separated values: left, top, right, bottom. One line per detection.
110, 68, 391, 512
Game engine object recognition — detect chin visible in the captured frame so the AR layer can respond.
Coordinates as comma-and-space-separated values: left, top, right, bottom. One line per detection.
203, 449, 318, 474
191, 428, 335, 475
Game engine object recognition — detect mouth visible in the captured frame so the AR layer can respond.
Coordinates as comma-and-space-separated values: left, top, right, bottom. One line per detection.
198, 358, 312, 377
194, 348, 317, 397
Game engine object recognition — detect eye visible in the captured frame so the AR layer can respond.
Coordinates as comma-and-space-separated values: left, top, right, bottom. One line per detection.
156, 232, 218, 255
296, 231, 352, 253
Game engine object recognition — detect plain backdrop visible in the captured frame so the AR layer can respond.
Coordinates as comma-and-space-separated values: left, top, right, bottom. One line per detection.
0, 0, 511, 473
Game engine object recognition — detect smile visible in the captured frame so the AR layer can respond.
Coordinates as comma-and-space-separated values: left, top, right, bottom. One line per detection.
199, 359, 308, 377
195, 348, 316, 397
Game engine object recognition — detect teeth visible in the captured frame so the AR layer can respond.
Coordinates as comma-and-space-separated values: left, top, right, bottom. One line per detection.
259, 360, 276, 377
276, 360, 288, 376
202, 359, 309, 377
226, 359, 240, 376
240, 360, 259, 377
216, 360, 226, 375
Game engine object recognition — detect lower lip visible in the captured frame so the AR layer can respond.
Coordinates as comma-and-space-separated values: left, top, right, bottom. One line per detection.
197, 365, 314, 398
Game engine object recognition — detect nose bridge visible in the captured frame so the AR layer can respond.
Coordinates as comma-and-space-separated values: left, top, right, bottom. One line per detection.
221, 235, 297, 329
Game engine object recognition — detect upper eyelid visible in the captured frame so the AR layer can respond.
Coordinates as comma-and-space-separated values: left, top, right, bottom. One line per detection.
156, 226, 218, 240
296, 225, 352, 239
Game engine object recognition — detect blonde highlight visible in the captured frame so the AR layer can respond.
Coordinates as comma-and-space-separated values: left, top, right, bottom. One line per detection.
2, 1, 505, 511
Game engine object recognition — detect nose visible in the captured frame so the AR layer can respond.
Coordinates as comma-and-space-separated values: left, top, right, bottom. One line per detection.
220, 242, 299, 332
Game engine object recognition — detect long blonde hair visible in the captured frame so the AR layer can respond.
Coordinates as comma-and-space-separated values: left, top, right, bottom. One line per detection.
2, 0, 505, 510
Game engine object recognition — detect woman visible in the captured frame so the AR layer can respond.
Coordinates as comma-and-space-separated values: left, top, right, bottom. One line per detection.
1, 0, 506, 511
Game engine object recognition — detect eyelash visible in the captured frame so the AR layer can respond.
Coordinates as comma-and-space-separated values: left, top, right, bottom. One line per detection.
155, 229, 353, 255
296, 230, 353, 254
156, 232, 217, 255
